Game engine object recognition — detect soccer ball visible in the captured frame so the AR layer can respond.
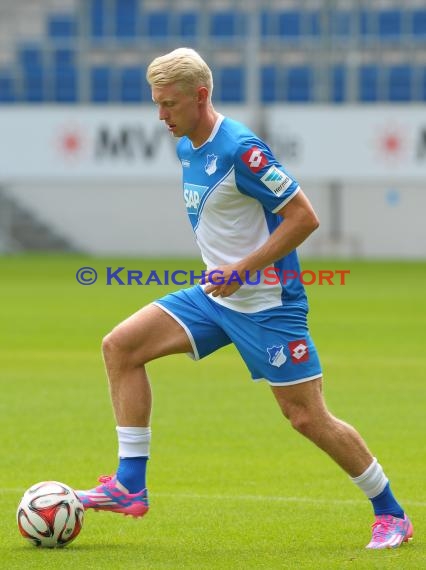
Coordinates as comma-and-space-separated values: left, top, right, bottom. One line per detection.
17, 481, 84, 548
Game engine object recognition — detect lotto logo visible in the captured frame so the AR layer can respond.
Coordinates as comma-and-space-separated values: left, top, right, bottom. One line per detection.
288, 340, 309, 363
241, 146, 268, 172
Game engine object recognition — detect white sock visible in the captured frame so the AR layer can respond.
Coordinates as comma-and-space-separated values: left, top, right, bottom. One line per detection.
116, 426, 151, 458
350, 458, 388, 499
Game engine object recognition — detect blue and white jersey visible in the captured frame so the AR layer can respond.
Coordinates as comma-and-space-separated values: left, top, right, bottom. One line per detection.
177, 114, 308, 313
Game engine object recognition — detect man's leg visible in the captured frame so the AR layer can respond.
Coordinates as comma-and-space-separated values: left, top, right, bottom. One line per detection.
271, 378, 413, 548
77, 303, 193, 517
103, 303, 193, 427
271, 378, 372, 476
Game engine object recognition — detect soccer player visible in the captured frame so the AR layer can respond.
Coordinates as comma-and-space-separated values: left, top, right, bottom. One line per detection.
77, 48, 413, 549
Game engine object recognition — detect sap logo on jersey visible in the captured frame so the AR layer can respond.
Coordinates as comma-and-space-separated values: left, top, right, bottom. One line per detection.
260, 166, 293, 197
183, 183, 209, 214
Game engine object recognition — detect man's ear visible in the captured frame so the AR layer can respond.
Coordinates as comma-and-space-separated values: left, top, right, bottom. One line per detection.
197, 86, 209, 104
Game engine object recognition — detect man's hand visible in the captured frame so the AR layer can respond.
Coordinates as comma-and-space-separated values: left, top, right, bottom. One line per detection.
201, 264, 245, 298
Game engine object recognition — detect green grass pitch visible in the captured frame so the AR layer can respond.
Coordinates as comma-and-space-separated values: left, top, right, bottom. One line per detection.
0, 255, 425, 569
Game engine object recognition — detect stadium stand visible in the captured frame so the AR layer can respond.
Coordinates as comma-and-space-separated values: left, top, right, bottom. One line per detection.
0, 0, 425, 104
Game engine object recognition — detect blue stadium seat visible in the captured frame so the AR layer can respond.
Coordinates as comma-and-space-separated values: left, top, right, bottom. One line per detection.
179, 11, 198, 38
378, 9, 402, 40
331, 65, 346, 103
53, 48, 75, 68
217, 66, 245, 102
286, 66, 313, 102
278, 11, 301, 38
412, 9, 426, 38
91, 66, 112, 102
210, 11, 245, 37
261, 66, 278, 102
274, 10, 320, 39
146, 11, 170, 38
90, 0, 105, 38
120, 67, 143, 102
260, 10, 270, 36
119, 67, 151, 102
52, 49, 78, 102
48, 14, 77, 38
309, 11, 321, 36
359, 65, 379, 102
23, 68, 45, 102
331, 10, 352, 38
0, 71, 16, 102
421, 67, 426, 100
359, 9, 373, 39
388, 65, 412, 101
54, 68, 78, 102
19, 46, 43, 69
19, 46, 45, 102
115, 0, 138, 38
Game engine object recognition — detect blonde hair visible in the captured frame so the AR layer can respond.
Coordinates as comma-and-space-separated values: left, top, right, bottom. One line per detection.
146, 48, 213, 98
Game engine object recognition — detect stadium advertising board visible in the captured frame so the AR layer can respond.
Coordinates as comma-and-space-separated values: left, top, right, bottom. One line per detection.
0, 107, 425, 181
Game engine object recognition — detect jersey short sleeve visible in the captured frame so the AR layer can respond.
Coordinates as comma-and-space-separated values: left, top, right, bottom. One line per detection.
234, 137, 300, 213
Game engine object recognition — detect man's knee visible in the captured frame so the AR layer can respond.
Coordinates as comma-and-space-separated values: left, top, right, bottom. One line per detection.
272, 379, 328, 437
287, 408, 315, 437
102, 326, 138, 367
102, 329, 120, 359
277, 398, 326, 439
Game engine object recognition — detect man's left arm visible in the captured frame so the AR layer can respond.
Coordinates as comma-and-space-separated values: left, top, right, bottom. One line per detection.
203, 189, 319, 297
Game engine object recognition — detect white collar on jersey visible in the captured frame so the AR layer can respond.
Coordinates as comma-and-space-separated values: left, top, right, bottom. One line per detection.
191, 113, 225, 150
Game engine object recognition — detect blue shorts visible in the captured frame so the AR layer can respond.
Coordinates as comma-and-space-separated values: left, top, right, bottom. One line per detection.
154, 286, 322, 386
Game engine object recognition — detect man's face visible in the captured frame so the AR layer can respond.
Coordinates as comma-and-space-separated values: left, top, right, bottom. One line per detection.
152, 83, 201, 139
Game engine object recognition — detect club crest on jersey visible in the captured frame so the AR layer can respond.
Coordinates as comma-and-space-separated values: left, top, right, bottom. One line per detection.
205, 154, 218, 176
241, 146, 268, 173
260, 166, 293, 197
267, 345, 287, 368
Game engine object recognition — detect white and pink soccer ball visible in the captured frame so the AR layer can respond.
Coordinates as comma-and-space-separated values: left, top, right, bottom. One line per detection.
17, 481, 84, 548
